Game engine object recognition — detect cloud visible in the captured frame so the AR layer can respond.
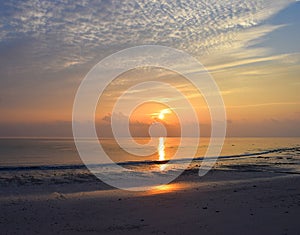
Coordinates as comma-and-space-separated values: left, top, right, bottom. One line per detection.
227, 118, 300, 137
227, 102, 300, 109
97, 112, 181, 137
0, 0, 298, 137
2, 117, 299, 138
0, 0, 293, 72
204, 53, 297, 72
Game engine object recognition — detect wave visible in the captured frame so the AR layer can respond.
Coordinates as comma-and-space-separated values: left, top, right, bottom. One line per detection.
0, 147, 298, 172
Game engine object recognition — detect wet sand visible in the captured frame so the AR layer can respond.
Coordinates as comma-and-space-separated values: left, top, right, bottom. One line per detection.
1, 169, 300, 235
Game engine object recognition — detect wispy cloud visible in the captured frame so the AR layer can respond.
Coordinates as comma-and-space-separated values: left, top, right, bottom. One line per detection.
0, 0, 293, 71
0, 0, 298, 137
227, 102, 300, 109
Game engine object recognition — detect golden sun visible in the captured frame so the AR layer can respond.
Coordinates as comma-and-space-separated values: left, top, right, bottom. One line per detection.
158, 112, 165, 120
157, 109, 171, 120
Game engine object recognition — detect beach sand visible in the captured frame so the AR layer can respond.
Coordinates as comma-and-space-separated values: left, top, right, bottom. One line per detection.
1, 169, 300, 235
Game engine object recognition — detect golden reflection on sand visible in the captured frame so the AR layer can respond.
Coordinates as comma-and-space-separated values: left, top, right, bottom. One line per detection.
144, 183, 188, 195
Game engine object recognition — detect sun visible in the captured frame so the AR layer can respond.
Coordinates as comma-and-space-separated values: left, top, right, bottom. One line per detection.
158, 112, 165, 120
157, 109, 171, 120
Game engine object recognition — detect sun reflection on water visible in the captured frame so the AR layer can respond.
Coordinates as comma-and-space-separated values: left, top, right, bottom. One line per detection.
158, 137, 167, 171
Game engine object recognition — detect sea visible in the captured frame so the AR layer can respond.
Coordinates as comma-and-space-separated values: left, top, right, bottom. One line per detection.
0, 137, 299, 186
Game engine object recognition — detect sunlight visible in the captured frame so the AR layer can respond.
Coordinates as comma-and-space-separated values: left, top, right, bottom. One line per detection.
144, 183, 188, 195
158, 112, 164, 120
158, 108, 171, 120
158, 137, 165, 161
158, 137, 167, 171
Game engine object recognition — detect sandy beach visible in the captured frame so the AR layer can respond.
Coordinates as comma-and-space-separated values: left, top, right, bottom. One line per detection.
1, 168, 299, 235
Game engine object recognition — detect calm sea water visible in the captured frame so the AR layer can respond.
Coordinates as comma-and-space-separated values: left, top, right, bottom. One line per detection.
0, 137, 299, 166
0, 137, 299, 185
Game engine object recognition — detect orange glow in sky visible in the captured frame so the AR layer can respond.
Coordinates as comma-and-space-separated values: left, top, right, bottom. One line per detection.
129, 103, 179, 125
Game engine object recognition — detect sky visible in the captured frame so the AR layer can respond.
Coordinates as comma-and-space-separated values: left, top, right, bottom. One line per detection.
0, 0, 299, 137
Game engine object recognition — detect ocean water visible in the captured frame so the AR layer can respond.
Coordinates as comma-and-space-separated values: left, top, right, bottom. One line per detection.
0, 137, 299, 186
